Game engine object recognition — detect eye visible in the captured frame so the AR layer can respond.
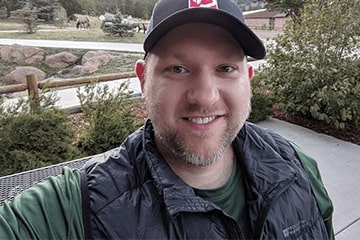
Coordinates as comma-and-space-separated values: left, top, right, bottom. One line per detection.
218, 65, 235, 73
171, 65, 188, 74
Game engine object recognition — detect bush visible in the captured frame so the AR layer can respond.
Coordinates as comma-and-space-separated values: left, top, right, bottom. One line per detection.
77, 81, 142, 155
53, 5, 68, 28
10, 7, 38, 33
0, 91, 80, 177
248, 74, 275, 123
101, 12, 137, 37
259, 0, 360, 129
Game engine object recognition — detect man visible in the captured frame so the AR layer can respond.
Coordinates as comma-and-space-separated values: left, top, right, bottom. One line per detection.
0, 0, 334, 239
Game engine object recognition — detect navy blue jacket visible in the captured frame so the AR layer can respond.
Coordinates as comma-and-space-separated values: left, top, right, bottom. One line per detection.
81, 121, 329, 239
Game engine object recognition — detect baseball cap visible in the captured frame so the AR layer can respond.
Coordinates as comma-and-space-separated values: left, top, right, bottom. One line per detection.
144, 0, 266, 59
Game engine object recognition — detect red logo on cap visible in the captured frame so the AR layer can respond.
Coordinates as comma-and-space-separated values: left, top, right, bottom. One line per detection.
189, 0, 218, 9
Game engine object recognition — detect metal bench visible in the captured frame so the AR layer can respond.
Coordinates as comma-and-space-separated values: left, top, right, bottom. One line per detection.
0, 157, 91, 207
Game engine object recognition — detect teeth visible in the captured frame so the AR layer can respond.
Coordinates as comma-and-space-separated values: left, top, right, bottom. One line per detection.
189, 116, 216, 124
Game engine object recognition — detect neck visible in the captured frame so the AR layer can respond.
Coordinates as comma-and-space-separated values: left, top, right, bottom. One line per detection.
164, 147, 235, 189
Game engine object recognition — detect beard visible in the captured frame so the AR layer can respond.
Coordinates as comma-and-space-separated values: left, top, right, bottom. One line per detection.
155, 122, 240, 166
150, 100, 251, 167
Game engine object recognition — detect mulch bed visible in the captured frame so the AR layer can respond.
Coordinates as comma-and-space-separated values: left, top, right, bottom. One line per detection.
272, 108, 360, 146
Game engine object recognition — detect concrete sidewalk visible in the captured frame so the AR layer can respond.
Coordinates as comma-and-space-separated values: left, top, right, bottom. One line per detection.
257, 118, 360, 239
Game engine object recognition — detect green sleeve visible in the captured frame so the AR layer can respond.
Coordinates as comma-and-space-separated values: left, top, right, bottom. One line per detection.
291, 143, 335, 240
0, 167, 84, 239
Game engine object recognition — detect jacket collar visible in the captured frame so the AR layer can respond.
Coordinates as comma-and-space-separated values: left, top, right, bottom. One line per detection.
142, 120, 218, 216
234, 122, 297, 200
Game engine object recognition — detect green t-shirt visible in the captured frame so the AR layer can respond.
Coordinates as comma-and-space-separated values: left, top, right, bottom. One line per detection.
194, 159, 252, 238
196, 143, 334, 239
0, 145, 334, 239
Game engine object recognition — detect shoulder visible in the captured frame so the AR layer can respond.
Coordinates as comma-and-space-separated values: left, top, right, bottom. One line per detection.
0, 167, 83, 239
82, 125, 143, 175
11, 167, 81, 201
81, 125, 150, 211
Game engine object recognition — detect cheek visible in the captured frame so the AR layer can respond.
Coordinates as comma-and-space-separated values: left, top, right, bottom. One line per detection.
144, 81, 179, 114
230, 80, 251, 101
227, 81, 252, 116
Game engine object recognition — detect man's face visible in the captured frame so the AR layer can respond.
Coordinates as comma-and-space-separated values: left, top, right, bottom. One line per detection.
137, 23, 252, 166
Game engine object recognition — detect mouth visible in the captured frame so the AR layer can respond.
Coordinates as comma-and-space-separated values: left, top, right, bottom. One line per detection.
186, 116, 218, 124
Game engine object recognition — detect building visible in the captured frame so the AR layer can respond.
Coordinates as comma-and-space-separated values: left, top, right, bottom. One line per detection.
244, 9, 291, 31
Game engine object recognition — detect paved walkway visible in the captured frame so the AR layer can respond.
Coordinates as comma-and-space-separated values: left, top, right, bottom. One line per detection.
257, 119, 360, 239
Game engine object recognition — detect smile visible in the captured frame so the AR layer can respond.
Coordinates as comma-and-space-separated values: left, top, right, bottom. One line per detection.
188, 116, 217, 124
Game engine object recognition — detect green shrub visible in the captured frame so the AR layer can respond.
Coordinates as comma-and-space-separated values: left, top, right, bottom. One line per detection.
10, 7, 38, 33
53, 5, 68, 28
77, 80, 142, 155
0, 91, 80, 177
101, 12, 137, 37
248, 74, 275, 123
259, 0, 360, 129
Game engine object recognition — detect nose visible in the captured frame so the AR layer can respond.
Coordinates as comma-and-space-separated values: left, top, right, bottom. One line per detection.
186, 71, 220, 108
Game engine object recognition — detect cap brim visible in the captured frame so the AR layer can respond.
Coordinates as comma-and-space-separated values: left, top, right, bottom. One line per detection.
144, 8, 266, 59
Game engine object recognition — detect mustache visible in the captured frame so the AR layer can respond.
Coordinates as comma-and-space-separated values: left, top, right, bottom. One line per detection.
184, 104, 220, 115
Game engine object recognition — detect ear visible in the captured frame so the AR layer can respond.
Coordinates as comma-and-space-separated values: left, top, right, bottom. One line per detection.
135, 60, 146, 93
248, 64, 254, 80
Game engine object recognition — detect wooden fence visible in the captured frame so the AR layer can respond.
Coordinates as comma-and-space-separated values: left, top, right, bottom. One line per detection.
0, 71, 137, 100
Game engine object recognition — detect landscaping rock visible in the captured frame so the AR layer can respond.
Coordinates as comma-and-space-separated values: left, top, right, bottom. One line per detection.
57, 50, 113, 77
81, 50, 112, 72
45, 52, 79, 69
0, 44, 44, 64
0, 66, 46, 84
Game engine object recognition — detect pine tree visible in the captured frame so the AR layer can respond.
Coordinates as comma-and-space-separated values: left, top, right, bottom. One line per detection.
101, 12, 136, 37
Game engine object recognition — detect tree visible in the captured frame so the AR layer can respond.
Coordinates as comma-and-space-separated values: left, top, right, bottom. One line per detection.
265, 0, 312, 23
58, 0, 82, 17
11, 7, 38, 33
101, 11, 137, 37
259, 0, 360, 129
0, 0, 25, 18
31, 0, 59, 22
53, 4, 67, 28
77, 0, 98, 15
95, 0, 122, 14
95, 0, 156, 19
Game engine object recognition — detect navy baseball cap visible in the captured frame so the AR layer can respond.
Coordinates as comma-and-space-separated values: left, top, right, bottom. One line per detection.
144, 0, 266, 59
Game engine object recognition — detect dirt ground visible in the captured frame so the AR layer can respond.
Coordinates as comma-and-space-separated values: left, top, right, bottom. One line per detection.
273, 108, 360, 145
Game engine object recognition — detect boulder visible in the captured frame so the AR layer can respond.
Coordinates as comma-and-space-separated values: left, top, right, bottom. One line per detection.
81, 50, 112, 73
0, 66, 46, 84
45, 52, 79, 69
56, 50, 113, 78
0, 44, 44, 64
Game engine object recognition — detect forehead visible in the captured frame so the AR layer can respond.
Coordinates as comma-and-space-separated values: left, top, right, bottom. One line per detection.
150, 22, 244, 55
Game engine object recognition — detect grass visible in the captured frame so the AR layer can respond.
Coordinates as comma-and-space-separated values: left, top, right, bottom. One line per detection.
0, 15, 146, 43
0, 19, 23, 30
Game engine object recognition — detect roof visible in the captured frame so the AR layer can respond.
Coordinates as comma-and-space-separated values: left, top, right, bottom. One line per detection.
244, 9, 289, 19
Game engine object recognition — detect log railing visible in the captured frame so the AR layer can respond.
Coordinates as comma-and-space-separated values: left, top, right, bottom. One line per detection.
0, 72, 137, 99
